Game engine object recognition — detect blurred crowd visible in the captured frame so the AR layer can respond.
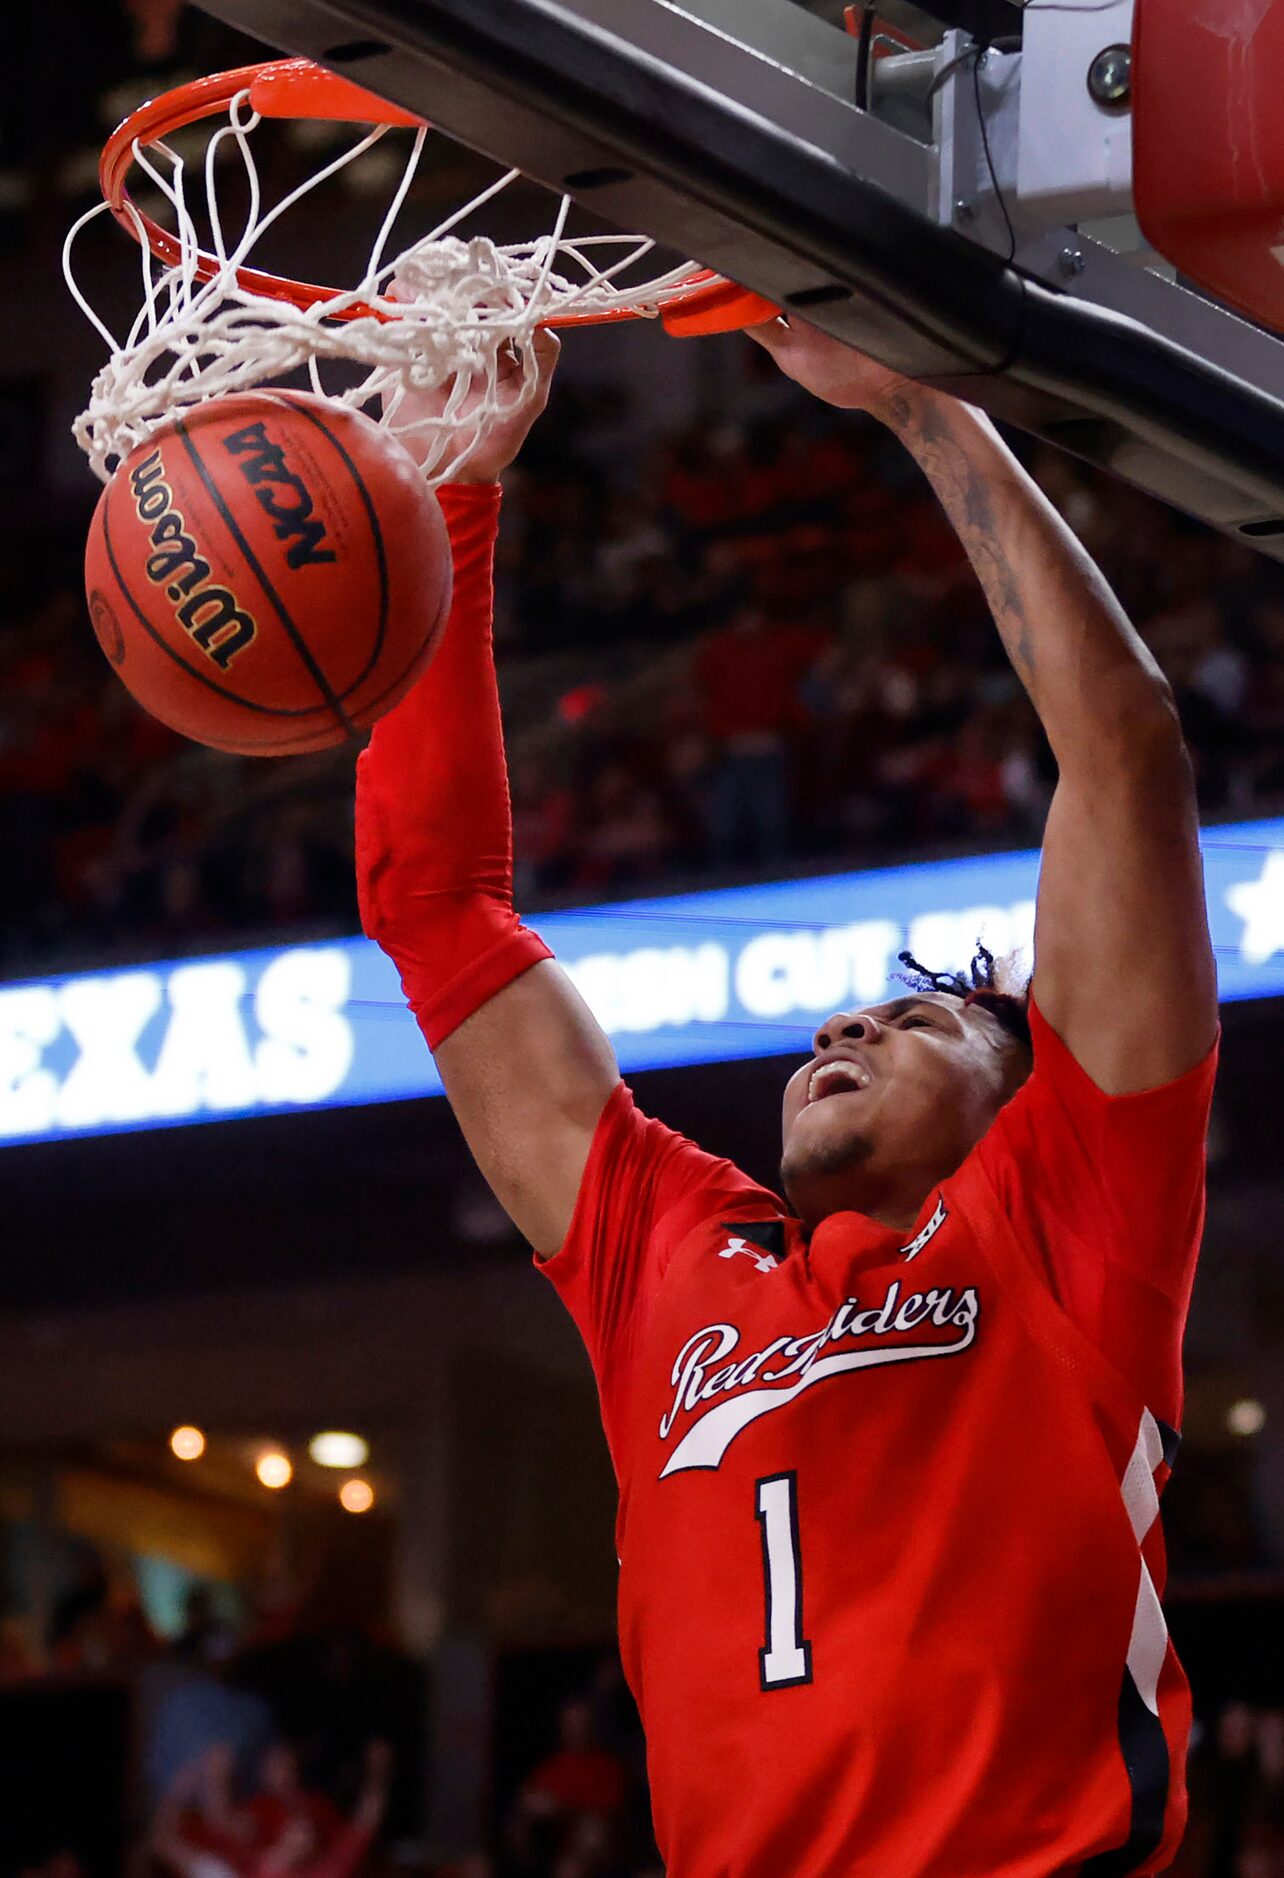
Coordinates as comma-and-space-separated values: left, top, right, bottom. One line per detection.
441, 1649, 1284, 1878
1178, 1704, 1284, 1878
148, 1738, 393, 1878
502, 397, 1284, 898
4, 1543, 419, 1878
10, 1623, 1284, 1878
15, 1739, 395, 1878
4, 386, 1284, 974
496, 1674, 657, 1878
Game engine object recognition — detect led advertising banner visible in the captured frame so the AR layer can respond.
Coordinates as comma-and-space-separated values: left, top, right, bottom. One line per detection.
1, 817, 1281, 1147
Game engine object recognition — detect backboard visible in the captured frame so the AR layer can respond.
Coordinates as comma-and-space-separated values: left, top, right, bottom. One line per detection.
188, 0, 1284, 559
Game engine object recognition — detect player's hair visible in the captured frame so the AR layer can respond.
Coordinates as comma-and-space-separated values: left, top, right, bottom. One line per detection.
897, 943, 1033, 1052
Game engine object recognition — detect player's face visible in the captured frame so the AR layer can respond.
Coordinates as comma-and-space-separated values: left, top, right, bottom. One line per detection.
779, 992, 1027, 1229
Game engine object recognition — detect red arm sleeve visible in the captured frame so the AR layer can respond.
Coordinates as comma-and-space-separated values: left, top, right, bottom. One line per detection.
974, 998, 1218, 1427
355, 482, 551, 1048
540, 1084, 778, 1468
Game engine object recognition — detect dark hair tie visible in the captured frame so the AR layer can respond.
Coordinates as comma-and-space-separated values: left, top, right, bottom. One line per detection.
896, 944, 1032, 1050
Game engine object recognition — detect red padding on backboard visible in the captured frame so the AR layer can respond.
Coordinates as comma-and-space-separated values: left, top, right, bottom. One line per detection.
1133, 0, 1284, 335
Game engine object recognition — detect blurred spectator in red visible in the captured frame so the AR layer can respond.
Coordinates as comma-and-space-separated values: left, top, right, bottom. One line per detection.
695, 599, 830, 866
153, 1742, 257, 1877
248, 1740, 392, 1878
1237, 1708, 1284, 1878
245, 1743, 345, 1852
574, 762, 672, 890
15, 1857, 89, 1878
4, 381, 1284, 972
509, 1695, 628, 1876
512, 752, 578, 896
143, 1621, 275, 1813
1, 1613, 39, 1683
45, 1548, 159, 1678
659, 423, 746, 537
153, 1740, 392, 1878
125, 0, 182, 61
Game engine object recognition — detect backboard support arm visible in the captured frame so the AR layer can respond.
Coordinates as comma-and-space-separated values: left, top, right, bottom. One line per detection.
194, 0, 1284, 556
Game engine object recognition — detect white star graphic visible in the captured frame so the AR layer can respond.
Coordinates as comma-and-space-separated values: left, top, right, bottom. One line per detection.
1226, 852, 1284, 965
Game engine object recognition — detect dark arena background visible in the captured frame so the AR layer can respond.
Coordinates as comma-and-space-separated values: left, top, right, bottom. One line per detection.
3, 4, 1284, 1875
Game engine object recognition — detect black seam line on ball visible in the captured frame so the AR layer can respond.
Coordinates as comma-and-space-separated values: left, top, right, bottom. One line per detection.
325, 620, 443, 742
102, 496, 298, 715
258, 392, 392, 701
174, 415, 361, 742
168, 604, 439, 753
211, 632, 435, 751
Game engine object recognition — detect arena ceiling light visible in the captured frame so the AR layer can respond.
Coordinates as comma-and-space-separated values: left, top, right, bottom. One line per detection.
170, 1425, 206, 1461
309, 1431, 369, 1469
256, 1450, 293, 1489
1226, 1399, 1266, 1438
339, 1479, 375, 1513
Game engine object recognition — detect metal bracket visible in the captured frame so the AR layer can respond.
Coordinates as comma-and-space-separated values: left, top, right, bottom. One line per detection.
190, 0, 1284, 555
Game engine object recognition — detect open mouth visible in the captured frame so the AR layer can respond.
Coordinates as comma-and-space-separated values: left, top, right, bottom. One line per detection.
807, 1060, 871, 1103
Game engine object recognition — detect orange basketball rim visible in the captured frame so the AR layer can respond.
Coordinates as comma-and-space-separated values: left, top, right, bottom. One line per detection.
98, 57, 780, 337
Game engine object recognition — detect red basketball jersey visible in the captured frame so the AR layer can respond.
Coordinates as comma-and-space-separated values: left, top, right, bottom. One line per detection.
540, 1001, 1216, 1877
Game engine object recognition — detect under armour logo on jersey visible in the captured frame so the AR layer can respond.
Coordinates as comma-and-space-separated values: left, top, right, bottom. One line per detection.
901, 1197, 947, 1262
718, 1219, 786, 1273
719, 1237, 780, 1275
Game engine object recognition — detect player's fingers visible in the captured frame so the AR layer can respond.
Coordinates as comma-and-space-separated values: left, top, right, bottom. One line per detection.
532, 327, 561, 384
744, 314, 793, 352
527, 328, 562, 410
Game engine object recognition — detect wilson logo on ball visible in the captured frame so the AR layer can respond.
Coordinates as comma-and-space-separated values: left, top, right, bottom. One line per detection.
87, 391, 450, 755
129, 450, 257, 671
222, 421, 338, 571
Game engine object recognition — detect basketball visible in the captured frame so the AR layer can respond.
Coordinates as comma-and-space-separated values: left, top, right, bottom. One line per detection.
83, 391, 452, 755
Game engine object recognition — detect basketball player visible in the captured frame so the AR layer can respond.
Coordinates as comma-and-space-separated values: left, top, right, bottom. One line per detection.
357, 320, 1217, 1875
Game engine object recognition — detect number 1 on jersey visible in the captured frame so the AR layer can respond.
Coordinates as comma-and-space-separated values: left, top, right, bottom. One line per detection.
755, 1472, 813, 1690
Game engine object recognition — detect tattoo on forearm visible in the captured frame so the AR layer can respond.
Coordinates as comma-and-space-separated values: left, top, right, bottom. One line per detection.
886, 393, 1038, 686
877, 388, 1168, 758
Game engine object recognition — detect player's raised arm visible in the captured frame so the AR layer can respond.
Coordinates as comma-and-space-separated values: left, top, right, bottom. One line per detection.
748, 317, 1218, 1092
356, 333, 619, 1254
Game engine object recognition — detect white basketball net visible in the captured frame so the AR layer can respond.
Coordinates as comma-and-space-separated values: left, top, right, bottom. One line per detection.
63, 87, 704, 487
